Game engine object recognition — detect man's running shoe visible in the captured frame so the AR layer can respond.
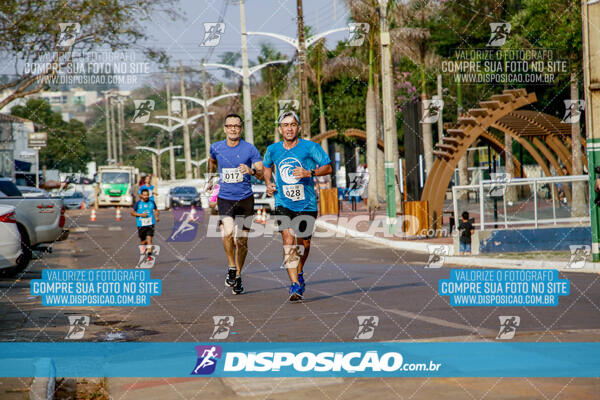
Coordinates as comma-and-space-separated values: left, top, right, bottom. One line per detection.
297, 272, 305, 295
289, 283, 303, 301
232, 277, 244, 294
225, 268, 236, 287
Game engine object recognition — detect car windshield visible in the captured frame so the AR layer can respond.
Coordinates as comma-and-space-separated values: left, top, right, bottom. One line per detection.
173, 187, 197, 195
67, 192, 83, 198
101, 172, 129, 184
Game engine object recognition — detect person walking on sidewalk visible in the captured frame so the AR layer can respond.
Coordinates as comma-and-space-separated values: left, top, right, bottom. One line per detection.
263, 111, 332, 301
206, 113, 263, 295
458, 211, 474, 255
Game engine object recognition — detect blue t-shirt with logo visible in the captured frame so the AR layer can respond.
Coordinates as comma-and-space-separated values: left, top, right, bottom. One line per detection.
133, 199, 157, 227
263, 139, 331, 211
210, 140, 262, 201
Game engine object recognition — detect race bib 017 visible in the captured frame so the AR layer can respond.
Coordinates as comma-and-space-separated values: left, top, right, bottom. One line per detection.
283, 184, 305, 201
140, 217, 153, 226
221, 168, 243, 183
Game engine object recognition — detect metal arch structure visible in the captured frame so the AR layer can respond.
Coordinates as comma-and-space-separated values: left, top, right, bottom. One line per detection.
311, 129, 385, 151
422, 89, 538, 231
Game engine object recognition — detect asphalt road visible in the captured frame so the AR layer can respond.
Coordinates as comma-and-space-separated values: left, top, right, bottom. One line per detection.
1, 207, 599, 399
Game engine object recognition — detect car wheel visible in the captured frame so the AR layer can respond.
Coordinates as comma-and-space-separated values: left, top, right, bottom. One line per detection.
5, 225, 32, 277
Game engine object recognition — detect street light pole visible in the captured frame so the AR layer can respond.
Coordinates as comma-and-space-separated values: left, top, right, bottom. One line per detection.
202, 62, 211, 161
103, 91, 112, 164
165, 75, 176, 180
110, 95, 117, 165
239, 0, 254, 144
296, 0, 311, 138
582, 0, 600, 260
172, 93, 240, 160
378, 0, 397, 234
117, 99, 124, 165
179, 61, 193, 179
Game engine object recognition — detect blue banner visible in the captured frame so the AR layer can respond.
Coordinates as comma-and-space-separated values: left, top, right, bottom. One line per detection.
0, 342, 598, 377
439, 269, 569, 306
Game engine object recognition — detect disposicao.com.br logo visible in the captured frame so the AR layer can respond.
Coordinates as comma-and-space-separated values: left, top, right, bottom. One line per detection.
192, 347, 442, 375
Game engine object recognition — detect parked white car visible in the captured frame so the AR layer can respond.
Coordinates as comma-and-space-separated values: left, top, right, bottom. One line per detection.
0, 205, 22, 272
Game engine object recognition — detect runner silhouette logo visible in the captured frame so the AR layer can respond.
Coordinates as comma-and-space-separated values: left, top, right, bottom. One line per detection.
191, 345, 222, 375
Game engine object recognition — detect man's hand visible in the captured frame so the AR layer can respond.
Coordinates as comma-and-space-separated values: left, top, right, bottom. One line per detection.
238, 164, 252, 175
142, 212, 148, 218
266, 182, 277, 196
293, 166, 310, 178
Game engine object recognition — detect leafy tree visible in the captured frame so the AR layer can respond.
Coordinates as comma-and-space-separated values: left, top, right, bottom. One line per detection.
11, 98, 91, 172
0, 0, 180, 109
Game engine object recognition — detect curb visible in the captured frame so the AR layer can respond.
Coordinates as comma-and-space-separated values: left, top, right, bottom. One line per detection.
29, 358, 55, 400
315, 219, 451, 254
315, 219, 600, 274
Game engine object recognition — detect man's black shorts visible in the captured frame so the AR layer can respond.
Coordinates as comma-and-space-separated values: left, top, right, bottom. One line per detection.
273, 206, 318, 239
217, 195, 255, 230
138, 225, 155, 241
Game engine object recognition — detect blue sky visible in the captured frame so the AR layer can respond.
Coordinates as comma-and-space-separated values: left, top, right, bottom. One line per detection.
145, 0, 352, 70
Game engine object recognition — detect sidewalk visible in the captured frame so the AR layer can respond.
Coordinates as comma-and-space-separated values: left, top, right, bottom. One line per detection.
315, 203, 600, 274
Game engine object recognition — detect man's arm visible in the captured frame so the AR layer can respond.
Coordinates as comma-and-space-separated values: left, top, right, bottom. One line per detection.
252, 161, 264, 180
292, 163, 333, 179
264, 166, 276, 196
207, 157, 217, 174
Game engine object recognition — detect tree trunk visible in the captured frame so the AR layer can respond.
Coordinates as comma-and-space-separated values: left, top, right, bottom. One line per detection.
366, 83, 379, 211
421, 95, 433, 176
504, 133, 517, 203
374, 73, 385, 201
458, 156, 469, 200
319, 112, 328, 156
571, 72, 586, 217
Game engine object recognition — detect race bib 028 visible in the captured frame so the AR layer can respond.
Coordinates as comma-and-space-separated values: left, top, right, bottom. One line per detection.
283, 184, 305, 201
221, 168, 243, 183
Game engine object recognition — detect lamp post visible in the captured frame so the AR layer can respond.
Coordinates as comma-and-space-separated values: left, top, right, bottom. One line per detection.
203, 60, 289, 144
247, 25, 351, 138
172, 93, 239, 160
135, 145, 183, 177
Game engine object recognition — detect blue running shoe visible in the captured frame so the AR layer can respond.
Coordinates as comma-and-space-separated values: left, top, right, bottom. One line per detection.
289, 283, 303, 301
297, 272, 305, 295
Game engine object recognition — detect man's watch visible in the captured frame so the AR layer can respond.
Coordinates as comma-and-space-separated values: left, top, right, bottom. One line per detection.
250, 167, 256, 176
310, 169, 316, 178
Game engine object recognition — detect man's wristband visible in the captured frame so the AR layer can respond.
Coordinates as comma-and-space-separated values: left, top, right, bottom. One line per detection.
310, 169, 316, 178
251, 167, 256, 176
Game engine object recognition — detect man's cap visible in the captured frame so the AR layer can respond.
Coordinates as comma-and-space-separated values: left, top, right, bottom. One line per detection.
278, 110, 300, 124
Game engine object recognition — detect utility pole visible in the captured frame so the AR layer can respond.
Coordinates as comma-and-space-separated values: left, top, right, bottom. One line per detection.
179, 61, 193, 180
296, 0, 311, 138
117, 99, 124, 165
165, 76, 176, 180
202, 60, 211, 162
582, 0, 600, 261
110, 95, 117, 165
239, 0, 254, 144
379, 0, 396, 234
104, 91, 112, 164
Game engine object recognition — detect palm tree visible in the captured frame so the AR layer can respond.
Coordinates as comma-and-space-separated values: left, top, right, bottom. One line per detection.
345, 0, 384, 212
390, 0, 442, 177
306, 38, 367, 157
257, 43, 292, 142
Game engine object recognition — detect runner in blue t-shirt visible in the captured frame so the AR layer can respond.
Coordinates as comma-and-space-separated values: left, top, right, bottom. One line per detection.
263, 111, 332, 301
206, 113, 263, 295
130, 188, 160, 261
